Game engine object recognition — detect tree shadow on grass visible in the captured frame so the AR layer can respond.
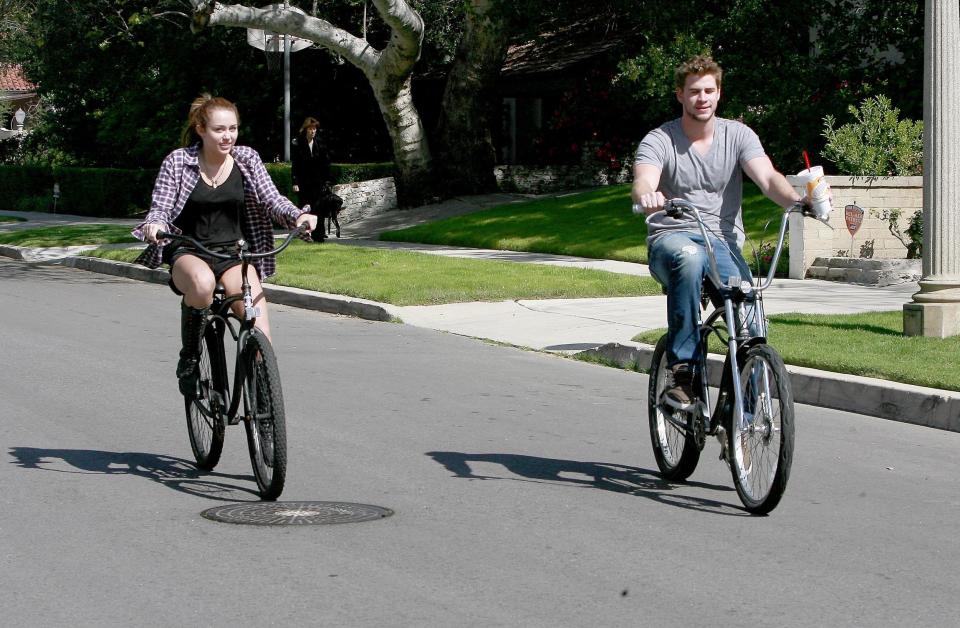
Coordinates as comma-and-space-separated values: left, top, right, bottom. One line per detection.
770, 315, 901, 338
426, 451, 749, 516
9, 446, 259, 502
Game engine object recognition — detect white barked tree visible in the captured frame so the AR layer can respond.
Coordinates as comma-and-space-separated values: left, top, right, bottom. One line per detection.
189, 0, 432, 205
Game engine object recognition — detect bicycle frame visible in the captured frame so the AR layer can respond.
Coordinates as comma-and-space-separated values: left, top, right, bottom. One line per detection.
157, 227, 305, 425
664, 199, 796, 442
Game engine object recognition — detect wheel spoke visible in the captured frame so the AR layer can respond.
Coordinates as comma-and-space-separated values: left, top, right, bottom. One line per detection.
243, 332, 286, 500
185, 328, 224, 471
729, 345, 794, 514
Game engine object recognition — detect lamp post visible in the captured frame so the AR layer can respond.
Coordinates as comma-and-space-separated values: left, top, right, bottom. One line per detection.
245, 3, 310, 162
14, 108, 25, 131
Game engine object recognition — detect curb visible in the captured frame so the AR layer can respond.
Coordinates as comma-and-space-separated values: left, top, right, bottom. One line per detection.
581, 342, 960, 433
0, 243, 25, 260
59, 255, 398, 323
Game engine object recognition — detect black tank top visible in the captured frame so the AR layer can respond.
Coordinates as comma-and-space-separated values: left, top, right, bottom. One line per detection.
174, 165, 245, 247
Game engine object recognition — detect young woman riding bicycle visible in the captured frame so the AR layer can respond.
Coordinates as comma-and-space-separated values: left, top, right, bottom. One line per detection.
133, 94, 317, 397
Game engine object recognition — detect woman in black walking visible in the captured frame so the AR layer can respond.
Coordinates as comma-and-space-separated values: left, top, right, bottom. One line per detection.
291, 116, 340, 240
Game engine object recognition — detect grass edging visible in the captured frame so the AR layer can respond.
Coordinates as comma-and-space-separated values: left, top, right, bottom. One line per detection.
578, 342, 960, 432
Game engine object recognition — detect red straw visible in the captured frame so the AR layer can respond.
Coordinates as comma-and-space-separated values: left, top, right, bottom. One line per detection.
802, 150, 812, 170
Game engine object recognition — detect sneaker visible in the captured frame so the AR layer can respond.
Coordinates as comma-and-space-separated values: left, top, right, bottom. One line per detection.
663, 363, 697, 410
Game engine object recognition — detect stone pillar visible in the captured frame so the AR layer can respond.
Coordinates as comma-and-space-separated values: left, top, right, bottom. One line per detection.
904, 0, 960, 337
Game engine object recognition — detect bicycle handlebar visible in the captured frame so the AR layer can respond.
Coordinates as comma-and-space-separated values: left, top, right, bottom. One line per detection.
660, 198, 819, 292
155, 225, 308, 261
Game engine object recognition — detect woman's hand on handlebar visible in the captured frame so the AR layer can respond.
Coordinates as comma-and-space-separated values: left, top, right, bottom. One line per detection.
142, 223, 165, 244
295, 212, 318, 234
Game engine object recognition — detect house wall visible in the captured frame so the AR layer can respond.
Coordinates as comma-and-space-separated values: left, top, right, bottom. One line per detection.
787, 175, 923, 279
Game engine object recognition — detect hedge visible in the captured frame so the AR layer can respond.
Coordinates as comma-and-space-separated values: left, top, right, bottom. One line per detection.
0, 161, 395, 218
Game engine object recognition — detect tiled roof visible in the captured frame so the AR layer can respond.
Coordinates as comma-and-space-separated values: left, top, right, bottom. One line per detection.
0, 64, 36, 92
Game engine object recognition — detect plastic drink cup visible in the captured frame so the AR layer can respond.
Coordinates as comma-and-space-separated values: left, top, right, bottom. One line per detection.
796, 165, 832, 221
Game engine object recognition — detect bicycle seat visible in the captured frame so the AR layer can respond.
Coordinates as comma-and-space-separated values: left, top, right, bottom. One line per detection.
214, 283, 226, 296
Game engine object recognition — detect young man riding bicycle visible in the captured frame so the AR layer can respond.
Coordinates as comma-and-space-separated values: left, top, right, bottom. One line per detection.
632, 55, 806, 411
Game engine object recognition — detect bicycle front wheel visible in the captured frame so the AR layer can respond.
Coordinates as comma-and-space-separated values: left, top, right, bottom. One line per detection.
648, 335, 700, 480
728, 344, 794, 514
242, 330, 287, 500
185, 327, 226, 471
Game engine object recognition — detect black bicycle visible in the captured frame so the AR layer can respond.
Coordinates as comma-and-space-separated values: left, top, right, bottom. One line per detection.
648, 199, 826, 514
157, 227, 304, 500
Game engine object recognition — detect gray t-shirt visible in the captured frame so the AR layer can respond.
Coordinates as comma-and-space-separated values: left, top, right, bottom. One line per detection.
635, 117, 765, 246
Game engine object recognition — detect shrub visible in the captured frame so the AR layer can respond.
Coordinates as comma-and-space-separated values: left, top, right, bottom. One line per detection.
822, 95, 923, 176
0, 161, 395, 218
871, 208, 923, 259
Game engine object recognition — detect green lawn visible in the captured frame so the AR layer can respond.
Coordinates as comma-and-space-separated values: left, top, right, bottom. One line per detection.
86, 241, 662, 306
0, 224, 137, 247
381, 182, 788, 270
633, 310, 960, 391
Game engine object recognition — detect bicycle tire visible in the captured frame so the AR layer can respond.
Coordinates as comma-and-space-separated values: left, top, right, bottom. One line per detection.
648, 335, 701, 480
185, 326, 226, 471
727, 344, 794, 514
242, 330, 287, 500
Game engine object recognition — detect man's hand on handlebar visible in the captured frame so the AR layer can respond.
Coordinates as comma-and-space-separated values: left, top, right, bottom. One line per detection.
632, 191, 666, 216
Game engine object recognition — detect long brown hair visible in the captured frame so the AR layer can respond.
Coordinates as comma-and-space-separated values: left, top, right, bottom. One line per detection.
180, 94, 240, 147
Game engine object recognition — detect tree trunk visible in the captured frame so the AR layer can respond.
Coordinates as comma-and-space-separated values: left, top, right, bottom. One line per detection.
433, 0, 511, 196
369, 73, 434, 205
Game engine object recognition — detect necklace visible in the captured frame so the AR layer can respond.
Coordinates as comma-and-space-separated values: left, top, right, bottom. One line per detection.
200, 154, 231, 188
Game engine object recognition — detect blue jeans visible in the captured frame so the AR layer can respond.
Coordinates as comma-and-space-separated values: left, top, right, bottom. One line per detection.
648, 231, 755, 368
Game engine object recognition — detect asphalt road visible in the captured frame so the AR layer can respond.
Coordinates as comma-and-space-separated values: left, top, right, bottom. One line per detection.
1, 258, 958, 627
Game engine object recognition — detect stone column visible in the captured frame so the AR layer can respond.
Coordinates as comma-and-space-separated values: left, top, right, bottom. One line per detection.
904, 0, 960, 337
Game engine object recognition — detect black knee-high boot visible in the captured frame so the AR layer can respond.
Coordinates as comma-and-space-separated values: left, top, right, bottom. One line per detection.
177, 302, 209, 397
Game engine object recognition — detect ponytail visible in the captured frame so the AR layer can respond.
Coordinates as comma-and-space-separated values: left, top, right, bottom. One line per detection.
180, 94, 240, 147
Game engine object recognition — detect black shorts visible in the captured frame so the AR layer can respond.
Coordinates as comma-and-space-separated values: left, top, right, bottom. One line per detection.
162, 243, 245, 296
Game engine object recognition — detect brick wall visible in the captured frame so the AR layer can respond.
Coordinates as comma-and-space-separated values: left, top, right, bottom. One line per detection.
787, 175, 922, 279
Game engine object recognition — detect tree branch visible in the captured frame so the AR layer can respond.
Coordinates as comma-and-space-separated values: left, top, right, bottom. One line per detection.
370, 0, 424, 75
190, 1, 379, 73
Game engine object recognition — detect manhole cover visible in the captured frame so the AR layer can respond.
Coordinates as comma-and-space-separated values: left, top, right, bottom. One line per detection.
201, 501, 394, 526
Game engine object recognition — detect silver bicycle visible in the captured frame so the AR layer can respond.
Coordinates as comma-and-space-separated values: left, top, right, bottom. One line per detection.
648, 198, 824, 514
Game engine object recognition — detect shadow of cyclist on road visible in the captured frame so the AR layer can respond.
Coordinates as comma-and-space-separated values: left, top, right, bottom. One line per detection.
9, 446, 259, 502
426, 451, 744, 515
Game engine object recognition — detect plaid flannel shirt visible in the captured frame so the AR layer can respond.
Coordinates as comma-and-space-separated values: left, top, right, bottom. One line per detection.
132, 144, 308, 279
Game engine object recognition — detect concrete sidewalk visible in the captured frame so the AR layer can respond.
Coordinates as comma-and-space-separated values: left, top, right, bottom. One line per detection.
2, 206, 958, 431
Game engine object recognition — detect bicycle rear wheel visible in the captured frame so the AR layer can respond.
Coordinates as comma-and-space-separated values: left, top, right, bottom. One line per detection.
728, 344, 794, 514
185, 326, 226, 471
242, 330, 287, 500
648, 335, 700, 480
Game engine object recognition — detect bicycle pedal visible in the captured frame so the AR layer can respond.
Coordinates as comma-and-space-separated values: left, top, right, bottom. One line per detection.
715, 425, 730, 465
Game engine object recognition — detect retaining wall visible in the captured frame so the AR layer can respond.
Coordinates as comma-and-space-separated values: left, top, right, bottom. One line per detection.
494, 164, 631, 194
332, 177, 397, 223
787, 175, 922, 279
